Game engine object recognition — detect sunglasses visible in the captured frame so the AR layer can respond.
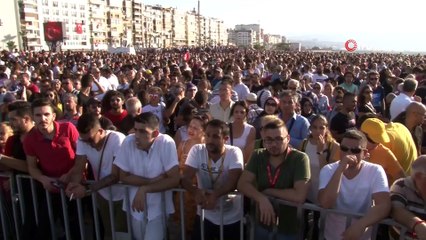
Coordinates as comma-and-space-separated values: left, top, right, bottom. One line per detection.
340, 145, 363, 154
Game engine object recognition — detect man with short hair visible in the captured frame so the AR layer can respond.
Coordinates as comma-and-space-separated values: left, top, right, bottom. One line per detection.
59, 93, 80, 126
1, 101, 35, 239
86, 97, 115, 130
23, 98, 81, 239
319, 130, 391, 240
390, 155, 426, 239
209, 81, 235, 123
238, 118, 310, 239
119, 97, 142, 134
182, 119, 244, 240
393, 101, 426, 155
390, 78, 418, 120
114, 112, 180, 240
232, 66, 250, 101
278, 90, 310, 148
330, 92, 357, 143
65, 113, 127, 238
103, 90, 128, 128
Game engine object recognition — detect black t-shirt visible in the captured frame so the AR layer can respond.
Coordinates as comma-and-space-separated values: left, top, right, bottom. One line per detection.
330, 112, 356, 134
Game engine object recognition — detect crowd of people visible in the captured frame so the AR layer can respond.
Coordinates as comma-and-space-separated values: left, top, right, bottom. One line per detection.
0, 47, 426, 240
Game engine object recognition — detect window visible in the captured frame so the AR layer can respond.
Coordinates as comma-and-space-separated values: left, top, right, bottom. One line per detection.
62, 2, 68, 8
43, 9, 49, 14
52, 1, 58, 7
63, 11, 68, 16
80, 5, 85, 10
80, 12, 85, 18
42, 0, 48, 6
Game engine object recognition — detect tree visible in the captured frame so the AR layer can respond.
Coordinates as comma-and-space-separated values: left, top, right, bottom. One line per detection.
253, 43, 265, 50
6, 41, 16, 51
274, 42, 290, 51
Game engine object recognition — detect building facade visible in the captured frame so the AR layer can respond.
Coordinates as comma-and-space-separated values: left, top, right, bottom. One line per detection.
9, 0, 227, 51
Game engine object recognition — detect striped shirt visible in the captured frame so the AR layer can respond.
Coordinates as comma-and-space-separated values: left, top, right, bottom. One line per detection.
390, 177, 426, 239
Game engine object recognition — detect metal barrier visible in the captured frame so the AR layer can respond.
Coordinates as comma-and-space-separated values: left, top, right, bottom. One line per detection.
0, 173, 412, 240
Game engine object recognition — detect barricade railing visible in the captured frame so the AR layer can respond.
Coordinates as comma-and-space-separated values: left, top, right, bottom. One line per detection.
0, 173, 411, 240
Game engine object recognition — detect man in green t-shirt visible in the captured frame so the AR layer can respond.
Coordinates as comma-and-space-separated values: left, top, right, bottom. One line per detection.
237, 118, 310, 239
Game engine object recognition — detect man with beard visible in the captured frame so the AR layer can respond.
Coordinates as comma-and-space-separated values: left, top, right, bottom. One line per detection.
23, 98, 81, 239
237, 118, 310, 239
182, 119, 244, 240
318, 130, 390, 240
103, 90, 128, 128
0, 101, 35, 239
113, 112, 180, 240
64, 113, 127, 239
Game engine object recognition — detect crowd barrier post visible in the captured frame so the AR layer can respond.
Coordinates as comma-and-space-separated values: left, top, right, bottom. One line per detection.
45, 189, 57, 239
90, 191, 102, 240
8, 174, 21, 240
75, 198, 86, 240
59, 189, 72, 240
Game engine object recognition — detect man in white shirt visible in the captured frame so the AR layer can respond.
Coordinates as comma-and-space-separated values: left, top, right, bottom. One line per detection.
114, 112, 180, 240
389, 78, 418, 120
182, 119, 244, 240
232, 66, 250, 101
318, 130, 391, 240
65, 113, 127, 238
209, 80, 235, 123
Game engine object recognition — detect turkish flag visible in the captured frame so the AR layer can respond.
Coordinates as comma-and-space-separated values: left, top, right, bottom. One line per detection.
75, 23, 83, 34
184, 52, 190, 62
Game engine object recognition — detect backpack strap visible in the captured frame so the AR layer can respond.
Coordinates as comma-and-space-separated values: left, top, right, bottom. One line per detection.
324, 141, 333, 163
300, 139, 308, 152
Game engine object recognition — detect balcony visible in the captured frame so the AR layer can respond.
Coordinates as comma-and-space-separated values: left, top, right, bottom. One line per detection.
24, 6, 38, 14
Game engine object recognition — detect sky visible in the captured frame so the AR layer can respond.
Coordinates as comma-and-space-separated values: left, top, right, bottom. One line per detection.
143, 0, 426, 52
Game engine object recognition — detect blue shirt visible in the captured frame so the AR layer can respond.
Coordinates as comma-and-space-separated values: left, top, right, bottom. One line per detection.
280, 113, 310, 148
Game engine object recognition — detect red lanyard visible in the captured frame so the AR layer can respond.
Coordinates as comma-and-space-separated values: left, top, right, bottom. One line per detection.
266, 147, 291, 188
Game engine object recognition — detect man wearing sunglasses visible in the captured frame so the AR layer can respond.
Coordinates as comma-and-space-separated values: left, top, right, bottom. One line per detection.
318, 130, 391, 240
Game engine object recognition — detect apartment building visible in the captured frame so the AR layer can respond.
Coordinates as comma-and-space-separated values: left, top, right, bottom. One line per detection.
9, 0, 227, 51
228, 29, 256, 47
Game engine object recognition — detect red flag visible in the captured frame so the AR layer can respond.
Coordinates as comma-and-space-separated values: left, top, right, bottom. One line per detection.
184, 52, 190, 62
75, 23, 83, 34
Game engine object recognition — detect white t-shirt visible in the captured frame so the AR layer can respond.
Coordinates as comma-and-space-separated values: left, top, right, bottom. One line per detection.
233, 83, 250, 101
185, 144, 244, 225
319, 161, 389, 240
142, 103, 166, 133
389, 92, 413, 120
226, 123, 254, 151
304, 141, 321, 204
312, 73, 328, 84
113, 134, 178, 221
91, 76, 112, 93
76, 130, 126, 201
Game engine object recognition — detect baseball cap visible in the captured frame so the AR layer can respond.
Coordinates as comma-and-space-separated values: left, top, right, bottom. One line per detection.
87, 97, 101, 106
360, 118, 390, 143
246, 93, 257, 102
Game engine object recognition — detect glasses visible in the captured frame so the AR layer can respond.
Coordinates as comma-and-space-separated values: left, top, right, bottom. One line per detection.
149, 93, 159, 98
314, 87, 321, 90
263, 136, 288, 145
265, 102, 277, 107
369, 77, 379, 80
340, 145, 363, 154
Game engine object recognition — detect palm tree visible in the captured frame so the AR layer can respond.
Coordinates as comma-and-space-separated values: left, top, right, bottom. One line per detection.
6, 41, 17, 51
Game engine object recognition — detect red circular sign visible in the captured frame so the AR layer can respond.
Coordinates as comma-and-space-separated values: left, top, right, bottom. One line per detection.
345, 39, 357, 52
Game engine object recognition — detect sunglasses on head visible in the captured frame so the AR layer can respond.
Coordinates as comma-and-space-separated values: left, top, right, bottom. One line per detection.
340, 145, 363, 154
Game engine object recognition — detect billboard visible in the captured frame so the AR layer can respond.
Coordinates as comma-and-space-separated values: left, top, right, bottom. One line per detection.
43, 22, 64, 42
